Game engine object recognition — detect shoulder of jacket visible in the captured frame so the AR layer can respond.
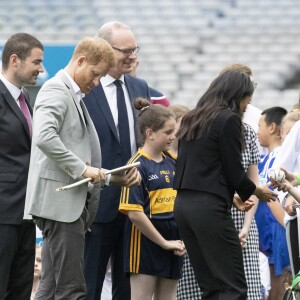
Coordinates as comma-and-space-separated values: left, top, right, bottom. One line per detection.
125, 74, 148, 86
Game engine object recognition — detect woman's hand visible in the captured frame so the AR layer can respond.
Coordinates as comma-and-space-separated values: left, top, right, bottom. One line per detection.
233, 194, 255, 212
254, 183, 278, 202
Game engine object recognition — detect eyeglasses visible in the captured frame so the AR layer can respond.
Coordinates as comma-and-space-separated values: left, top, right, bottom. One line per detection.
112, 46, 140, 55
252, 81, 258, 89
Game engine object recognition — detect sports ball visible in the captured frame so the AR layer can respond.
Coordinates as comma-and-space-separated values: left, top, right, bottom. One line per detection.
272, 169, 285, 183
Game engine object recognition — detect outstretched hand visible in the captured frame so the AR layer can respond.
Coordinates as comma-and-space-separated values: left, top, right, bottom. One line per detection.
111, 167, 142, 187
281, 167, 298, 187
254, 183, 278, 202
270, 177, 293, 193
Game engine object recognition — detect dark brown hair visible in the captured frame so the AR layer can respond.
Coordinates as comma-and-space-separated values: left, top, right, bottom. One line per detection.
134, 97, 175, 143
168, 104, 189, 122
177, 70, 254, 141
2, 33, 43, 70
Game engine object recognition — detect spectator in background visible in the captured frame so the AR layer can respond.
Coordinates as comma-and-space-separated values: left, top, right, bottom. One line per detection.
0, 32, 44, 300
83, 21, 151, 300
163, 104, 204, 300
280, 111, 300, 143
24, 37, 116, 299
31, 244, 42, 300
256, 107, 290, 300
167, 104, 189, 159
130, 57, 170, 107
272, 106, 300, 278
174, 70, 277, 299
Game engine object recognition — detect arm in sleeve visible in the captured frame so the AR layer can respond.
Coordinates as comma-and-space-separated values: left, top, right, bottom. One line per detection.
33, 84, 86, 179
219, 114, 256, 200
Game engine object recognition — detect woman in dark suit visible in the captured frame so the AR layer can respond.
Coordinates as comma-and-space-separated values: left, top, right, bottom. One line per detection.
173, 70, 277, 300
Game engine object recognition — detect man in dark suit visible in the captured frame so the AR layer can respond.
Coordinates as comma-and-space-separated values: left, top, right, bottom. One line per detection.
84, 21, 151, 300
0, 33, 44, 300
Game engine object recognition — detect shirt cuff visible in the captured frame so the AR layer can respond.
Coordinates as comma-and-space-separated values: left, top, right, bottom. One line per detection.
81, 165, 87, 177
105, 173, 111, 186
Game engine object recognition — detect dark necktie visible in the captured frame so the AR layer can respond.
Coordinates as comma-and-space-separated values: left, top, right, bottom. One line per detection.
114, 80, 131, 164
18, 91, 32, 137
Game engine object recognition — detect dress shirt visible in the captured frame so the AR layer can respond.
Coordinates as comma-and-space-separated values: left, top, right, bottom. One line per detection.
62, 70, 85, 114
61, 69, 87, 175
272, 120, 300, 173
272, 123, 300, 224
0, 72, 28, 109
100, 74, 136, 155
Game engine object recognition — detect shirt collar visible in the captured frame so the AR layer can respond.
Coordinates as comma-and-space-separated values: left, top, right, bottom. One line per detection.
61, 69, 85, 99
0, 72, 22, 101
100, 74, 125, 87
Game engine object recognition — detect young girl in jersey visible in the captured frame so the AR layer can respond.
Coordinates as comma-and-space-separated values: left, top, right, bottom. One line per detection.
119, 98, 185, 300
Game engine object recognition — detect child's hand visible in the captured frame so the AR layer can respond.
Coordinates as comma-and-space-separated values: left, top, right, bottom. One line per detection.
270, 177, 293, 193
233, 194, 255, 212
173, 241, 186, 256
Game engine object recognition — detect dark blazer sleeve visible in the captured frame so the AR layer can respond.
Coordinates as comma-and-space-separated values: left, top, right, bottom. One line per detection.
219, 114, 256, 200
174, 110, 256, 202
0, 83, 32, 224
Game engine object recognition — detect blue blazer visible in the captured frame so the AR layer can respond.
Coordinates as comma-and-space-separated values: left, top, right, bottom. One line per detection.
84, 74, 150, 222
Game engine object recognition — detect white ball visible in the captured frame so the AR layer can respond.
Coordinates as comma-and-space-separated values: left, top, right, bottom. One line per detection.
273, 169, 285, 182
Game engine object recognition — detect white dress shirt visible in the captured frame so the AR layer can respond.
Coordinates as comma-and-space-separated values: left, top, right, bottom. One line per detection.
272, 119, 300, 173
0, 72, 24, 107
272, 120, 300, 225
100, 74, 136, 155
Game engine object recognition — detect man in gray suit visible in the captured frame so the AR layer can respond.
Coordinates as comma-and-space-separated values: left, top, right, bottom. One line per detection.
24, 37, 134, 300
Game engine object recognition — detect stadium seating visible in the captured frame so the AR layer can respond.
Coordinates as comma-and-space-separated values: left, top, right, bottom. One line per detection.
1, 0, 300, 110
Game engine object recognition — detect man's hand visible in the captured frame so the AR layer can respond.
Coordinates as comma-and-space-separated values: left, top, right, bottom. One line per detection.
111, 167, 141, 187
83, 166, 105, 184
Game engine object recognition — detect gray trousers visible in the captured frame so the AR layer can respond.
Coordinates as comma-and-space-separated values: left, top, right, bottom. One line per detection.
34, 207, 89, 300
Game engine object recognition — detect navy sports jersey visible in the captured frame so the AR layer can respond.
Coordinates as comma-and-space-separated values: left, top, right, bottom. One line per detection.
119, 148, 183, 278
164, 149, 177, 160
119, 148, 177, 220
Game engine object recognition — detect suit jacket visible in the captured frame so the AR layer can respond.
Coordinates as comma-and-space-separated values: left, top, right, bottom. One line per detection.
0, 81, 32, 224
84, 74, 150, 222
174, 109, 256, 202
24, 70, 102, 224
